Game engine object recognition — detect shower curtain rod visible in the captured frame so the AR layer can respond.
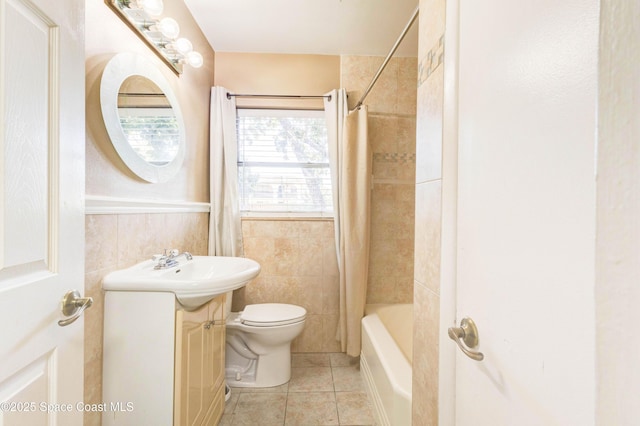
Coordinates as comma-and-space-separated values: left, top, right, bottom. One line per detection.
352, 6, 419, 111
227, 93, 331, 101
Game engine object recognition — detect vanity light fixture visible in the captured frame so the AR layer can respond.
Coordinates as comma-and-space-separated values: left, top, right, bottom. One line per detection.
106, 0, 203, 75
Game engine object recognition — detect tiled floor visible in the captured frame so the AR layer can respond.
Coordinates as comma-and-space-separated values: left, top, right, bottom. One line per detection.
220, 353, 376, 425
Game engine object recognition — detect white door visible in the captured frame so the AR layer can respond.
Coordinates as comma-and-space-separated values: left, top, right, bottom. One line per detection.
0, 0, 85, 424
451, 0, 599, 424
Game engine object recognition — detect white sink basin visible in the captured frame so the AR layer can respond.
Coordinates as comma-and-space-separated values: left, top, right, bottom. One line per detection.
103, 256, 261, 309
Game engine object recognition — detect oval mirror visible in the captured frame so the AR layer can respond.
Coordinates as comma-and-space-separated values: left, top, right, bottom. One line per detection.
100, 53, 186, 183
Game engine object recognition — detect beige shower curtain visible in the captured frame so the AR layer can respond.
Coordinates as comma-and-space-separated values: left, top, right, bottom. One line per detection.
209, 86, 243, 257
325, 90, 371, 357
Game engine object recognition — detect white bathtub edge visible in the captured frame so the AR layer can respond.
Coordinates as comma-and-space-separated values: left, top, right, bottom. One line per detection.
361, 311, 412, 425
361, 353, 391, 426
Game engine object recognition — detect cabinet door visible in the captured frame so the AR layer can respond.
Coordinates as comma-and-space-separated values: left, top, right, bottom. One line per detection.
175, 295, 226, 426
175, 301, 208, 426
202, 295, 226, 425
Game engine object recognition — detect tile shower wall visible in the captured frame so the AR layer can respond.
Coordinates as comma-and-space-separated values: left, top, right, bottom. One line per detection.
83, 213, 209, 426
341, 55, 417, 306
413, 0, 447, 423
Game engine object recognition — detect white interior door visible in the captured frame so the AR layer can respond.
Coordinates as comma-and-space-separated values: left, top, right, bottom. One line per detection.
0, 0, 85, 424
451, 0, 599, 424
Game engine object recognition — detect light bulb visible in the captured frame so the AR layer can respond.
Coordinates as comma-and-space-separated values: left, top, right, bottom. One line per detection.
157, 17, 179, 39
139, 0, 163, 16
186, 51, 203, 68
174, 38, 193, 55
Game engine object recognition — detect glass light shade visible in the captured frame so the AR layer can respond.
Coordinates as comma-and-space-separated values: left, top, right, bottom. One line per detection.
186, 51, 203, 68
157, 17, 180, 39
139, 0, 163, 16
174, 38, 193, 55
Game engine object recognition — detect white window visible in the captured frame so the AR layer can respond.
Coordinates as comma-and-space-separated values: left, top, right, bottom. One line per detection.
237, 109, 332, 216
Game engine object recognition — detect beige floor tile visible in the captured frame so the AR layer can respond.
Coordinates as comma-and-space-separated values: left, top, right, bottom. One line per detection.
232, 393, 287, 425
292, 352, 332, 368
289, 367, 334, 392
332, 366, 364, 392
222, 353, 377, 426
329, 353, 359, 367
284, 392, 339, 425
224, 390, 239, 414
219, 413, 233, 425
336, 392, 375, 426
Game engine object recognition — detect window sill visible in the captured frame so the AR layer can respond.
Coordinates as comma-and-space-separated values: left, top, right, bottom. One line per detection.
240, 212, 333, 221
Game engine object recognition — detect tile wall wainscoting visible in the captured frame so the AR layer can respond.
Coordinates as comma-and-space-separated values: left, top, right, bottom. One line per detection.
237, 219, 341, 353
84, 212, 209, 426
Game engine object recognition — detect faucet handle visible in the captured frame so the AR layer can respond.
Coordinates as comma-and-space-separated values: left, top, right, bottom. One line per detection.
169, 249, 180, 257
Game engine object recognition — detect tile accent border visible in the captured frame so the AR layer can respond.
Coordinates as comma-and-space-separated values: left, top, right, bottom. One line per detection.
418, 34, 445, 87
85, 195, 210, 214
373, 152, 417, 164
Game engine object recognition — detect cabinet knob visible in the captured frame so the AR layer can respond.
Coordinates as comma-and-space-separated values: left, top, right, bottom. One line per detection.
204, 320, 218, 330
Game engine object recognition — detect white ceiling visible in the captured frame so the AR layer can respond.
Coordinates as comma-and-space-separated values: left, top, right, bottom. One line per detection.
183, 0, 419, 57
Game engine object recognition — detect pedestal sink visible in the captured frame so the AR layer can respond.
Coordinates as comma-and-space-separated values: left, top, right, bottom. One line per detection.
103, 255, 261, 309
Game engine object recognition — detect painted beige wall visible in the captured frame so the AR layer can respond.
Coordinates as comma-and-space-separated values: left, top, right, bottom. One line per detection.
215, 52, 340, 109
85, 0, 214, 202
83, 2, 214, 425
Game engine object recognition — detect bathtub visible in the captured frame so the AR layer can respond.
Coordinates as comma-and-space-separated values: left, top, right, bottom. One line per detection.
361, 304, 412, 426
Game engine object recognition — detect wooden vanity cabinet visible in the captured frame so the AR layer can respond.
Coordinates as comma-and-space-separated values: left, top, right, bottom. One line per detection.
102, 291, 227, 426
174, 294, 226, 426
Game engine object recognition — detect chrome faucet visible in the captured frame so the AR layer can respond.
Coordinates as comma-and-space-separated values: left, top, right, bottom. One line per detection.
171, 249, 193, 261
153, 249, 193, 270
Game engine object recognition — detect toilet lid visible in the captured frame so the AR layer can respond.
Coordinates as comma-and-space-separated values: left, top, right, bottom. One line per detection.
240, 303, 307, 327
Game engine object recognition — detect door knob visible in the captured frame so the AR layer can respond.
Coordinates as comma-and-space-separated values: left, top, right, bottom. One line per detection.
58, 290, 93, 327
448, 317, 484, 361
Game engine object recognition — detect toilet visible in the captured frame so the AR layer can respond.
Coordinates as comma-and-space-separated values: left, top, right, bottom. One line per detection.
225, 297, 306, 388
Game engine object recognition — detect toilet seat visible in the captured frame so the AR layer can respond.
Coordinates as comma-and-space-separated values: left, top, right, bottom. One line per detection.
240, 303, 306, 327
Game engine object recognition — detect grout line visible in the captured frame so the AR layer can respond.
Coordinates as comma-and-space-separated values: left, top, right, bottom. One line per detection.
283, 383, 289, 426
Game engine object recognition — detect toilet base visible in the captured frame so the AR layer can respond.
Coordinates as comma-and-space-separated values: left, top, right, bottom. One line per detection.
225, 344, 292, 388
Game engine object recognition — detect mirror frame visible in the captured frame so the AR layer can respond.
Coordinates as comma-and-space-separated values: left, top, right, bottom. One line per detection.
100, 52, 186, 183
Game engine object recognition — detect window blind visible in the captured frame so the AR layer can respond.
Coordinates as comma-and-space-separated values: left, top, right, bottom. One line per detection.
237, 109, 333, 214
